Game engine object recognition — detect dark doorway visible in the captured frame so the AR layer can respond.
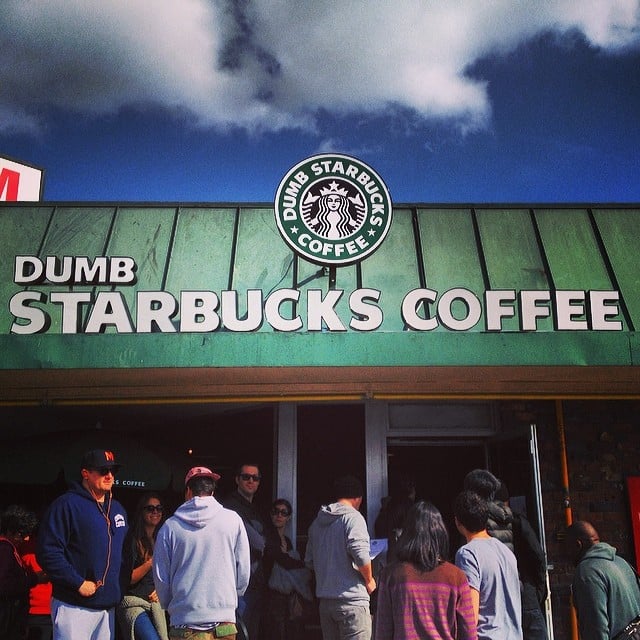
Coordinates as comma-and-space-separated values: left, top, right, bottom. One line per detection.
296, 404, 366, 541
386, 441, 486, 553
489, 427, 543, 539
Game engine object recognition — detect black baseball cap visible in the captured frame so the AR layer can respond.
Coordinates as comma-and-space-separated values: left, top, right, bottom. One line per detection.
80, 449, 122, 471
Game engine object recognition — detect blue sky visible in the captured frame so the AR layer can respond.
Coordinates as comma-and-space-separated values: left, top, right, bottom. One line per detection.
1, 1, 639, 204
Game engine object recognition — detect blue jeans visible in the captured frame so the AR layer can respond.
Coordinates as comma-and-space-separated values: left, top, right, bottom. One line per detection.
134, 611, 162, 640
522, 604, 548, 640
238, 587, 262, 640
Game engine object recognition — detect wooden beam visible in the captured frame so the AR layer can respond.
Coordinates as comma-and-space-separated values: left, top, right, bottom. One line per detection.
1, 366, 639, 404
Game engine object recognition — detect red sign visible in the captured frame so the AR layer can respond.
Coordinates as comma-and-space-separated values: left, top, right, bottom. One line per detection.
0, 156, 44, 201
626, 476, 640, 571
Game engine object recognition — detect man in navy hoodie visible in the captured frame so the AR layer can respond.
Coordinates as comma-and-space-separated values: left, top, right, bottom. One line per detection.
37, 449, 128, 640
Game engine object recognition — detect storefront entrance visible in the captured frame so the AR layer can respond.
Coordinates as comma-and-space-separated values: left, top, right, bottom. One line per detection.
386, 439, 485, 543
384, 425, 552, 637
386, 430, 546, 547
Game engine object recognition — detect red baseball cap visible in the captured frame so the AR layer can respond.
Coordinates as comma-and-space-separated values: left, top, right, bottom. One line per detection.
184, 466, 221, 487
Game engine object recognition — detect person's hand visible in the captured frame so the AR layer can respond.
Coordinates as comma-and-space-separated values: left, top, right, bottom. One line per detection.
365, 577, 376, 594
148, 589, 159, 603
36, 570, 50, 584
78, 580, 98, 597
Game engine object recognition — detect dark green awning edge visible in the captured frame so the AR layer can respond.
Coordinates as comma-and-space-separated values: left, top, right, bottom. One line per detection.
1, 331, 637, 369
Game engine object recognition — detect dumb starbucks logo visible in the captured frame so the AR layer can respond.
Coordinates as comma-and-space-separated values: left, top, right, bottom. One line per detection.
275, 154, 393, 266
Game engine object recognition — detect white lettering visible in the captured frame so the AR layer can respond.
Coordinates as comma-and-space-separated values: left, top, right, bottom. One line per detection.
14, 256, 43, 284
85, 292, 133, 333
109, 257, 136, 284
45, 256, 73, 284
402, 289, 438, 331
520, 290, 551, 331
221, 290, 263, 331
589, 290, 622, 330
265, 289, 302, 332
50, 292, 91, 333
9, 291, 48, 334
179, 291, 220, 332
555, 290, 587, 330
4, 280, 624, 335
349, 289, 383, 331
13, 256, 136, 285
484, 290, 516, 331
307, 289, 345, 331
438, 288, 482, 331
137, 292, 177, 333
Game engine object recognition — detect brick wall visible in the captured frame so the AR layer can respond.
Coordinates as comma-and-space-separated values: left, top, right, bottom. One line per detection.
500, 399, 640, 640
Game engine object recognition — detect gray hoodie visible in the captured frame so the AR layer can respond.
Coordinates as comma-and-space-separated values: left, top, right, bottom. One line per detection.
305, 502, 371, 604
153, 496, 250, 627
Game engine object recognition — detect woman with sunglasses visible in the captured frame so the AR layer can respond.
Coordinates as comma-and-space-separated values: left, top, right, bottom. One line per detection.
263, 499, 312, 640
117, 493, 169, 640
375, 501, 477, 640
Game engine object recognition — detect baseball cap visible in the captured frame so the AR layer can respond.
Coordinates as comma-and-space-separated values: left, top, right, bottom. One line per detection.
184, 466, 221, 487
81, 449, 122, 471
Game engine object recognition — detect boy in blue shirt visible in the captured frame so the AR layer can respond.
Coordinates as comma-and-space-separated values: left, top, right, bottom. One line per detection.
454, 490, 522, 640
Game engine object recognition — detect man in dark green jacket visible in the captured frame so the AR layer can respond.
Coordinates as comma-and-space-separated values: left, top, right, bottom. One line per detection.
566, 521, 640, 640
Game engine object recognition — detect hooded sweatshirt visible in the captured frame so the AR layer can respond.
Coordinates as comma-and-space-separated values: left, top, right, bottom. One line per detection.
304, 502, 371, 604
36, 482, 128, 609
572, 542, 640, 640
153, 495, 250, 627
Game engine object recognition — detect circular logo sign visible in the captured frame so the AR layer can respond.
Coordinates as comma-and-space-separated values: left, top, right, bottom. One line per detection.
274, 154, 393, 266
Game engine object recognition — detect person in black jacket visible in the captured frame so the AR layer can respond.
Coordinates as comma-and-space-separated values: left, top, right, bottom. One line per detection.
223, 462, 267, 640
0, 505, 39, 640
263, 499, 311, 640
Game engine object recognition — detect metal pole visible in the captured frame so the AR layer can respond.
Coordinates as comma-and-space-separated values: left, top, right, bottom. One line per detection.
556, 399, 579, 640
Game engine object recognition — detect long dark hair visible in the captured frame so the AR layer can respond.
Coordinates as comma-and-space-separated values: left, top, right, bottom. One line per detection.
395, 501, 449, 572
129, 491, 165, 560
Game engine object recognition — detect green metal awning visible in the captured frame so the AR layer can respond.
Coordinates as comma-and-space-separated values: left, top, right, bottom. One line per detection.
0, 203, 638, 370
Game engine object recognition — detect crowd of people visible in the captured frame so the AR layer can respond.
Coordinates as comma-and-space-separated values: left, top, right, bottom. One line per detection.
2, 449, 640, 640
0, 451, 312, 640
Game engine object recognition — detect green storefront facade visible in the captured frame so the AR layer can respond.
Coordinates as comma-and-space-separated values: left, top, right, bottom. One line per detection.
1, 201, 640, 640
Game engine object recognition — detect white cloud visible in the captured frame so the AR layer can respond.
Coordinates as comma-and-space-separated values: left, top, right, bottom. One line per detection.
1, 0, 638, 135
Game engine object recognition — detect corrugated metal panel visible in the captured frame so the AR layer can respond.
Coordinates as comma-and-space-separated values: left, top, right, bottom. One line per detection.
0, 203, 638, 369
592, 208, 640, 331
476, 208, 551, 332
362, 208, 418, 331
232, 207, 293, 331
296, 257, 358, 330
417, 208, 485, 332
0, 206, 54, 332
167, 207, 236, 292
534, 208, 613, 289
44, 207, 116, 333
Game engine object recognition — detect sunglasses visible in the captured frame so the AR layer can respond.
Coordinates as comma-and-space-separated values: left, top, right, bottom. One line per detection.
239, 473, 261, 482
143, 504, 163, 513
271, 508, 290, 517
91, 466, 118, 476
